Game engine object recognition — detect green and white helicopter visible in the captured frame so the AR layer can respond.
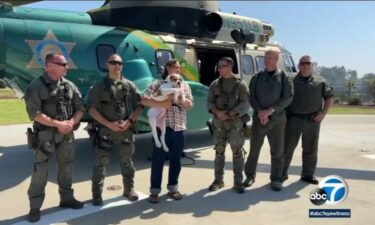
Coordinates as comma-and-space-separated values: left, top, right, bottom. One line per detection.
0, 0, 297, 132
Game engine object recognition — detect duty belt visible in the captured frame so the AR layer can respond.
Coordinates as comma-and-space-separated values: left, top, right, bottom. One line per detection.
290, 112, 318, 120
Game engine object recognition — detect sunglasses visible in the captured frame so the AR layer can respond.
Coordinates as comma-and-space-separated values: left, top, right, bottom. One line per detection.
107, 61, 123, 66
50, 62, 68, 67
218, 64, 229, 69
300, 62, 312, 66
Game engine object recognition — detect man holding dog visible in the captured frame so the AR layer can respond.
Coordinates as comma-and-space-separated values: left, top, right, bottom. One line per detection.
141, 59, 193, 203
206, 57, 250, 194
87, 54, 143, 205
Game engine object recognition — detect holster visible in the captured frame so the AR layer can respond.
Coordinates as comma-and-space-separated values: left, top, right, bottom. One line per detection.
206, 119, 214, 136
26, 127, 38, 150
98, 136, 113, 151
86, 122, 100, 146
243, 124, 252, 138
240, 113, 251, 123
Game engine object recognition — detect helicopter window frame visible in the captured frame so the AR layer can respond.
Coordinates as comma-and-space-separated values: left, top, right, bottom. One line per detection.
155, 49, 174, 74
282, 54, 297, 73
255, 56, 265, 72
96, 44, 117, 72
241, 55, 255, 75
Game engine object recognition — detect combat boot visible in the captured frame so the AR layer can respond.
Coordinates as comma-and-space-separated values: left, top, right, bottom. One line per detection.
28, 209, 40, 223
270, 181, 283, 191
59, 198, 84, 209
208, 180, 224, 191
243, 177, 255, 187
281, 175, 289, 183
233, 184, 245, 194
92, 194, 103, 206
123, 188, 139, 201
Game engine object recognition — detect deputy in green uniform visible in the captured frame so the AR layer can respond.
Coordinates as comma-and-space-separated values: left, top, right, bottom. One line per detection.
282, 55, 333, 185
87, 54, 143, 206
244, 50, 294, 191
207, 57, 250, 194
24, 52, 85, 223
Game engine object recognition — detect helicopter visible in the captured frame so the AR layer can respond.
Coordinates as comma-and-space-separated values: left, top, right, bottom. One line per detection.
0, 0, 297, 132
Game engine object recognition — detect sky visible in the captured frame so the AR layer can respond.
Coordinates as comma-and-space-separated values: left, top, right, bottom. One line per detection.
25, 1, 375, 77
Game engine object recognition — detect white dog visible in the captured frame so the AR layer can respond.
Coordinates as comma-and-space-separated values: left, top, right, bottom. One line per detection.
147, 74, 184, 152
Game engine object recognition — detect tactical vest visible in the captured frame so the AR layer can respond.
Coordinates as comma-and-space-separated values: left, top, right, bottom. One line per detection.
40, 76, 74, 121
104, 76, 133, 121
213, 77, 242, 111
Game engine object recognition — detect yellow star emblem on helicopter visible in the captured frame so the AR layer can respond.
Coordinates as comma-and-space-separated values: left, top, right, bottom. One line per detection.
25, 30, 77, 69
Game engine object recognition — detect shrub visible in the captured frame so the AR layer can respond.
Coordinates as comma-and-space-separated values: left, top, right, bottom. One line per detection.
347, 95, 362, 105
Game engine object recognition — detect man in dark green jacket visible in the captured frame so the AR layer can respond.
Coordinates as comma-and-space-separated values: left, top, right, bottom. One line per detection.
282, 55, 333, 185
244, 50, 294, 191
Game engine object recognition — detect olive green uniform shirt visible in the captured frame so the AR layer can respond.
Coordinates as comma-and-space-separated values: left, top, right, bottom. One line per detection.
249, 69, 294, 115
87, 76, 141, 122
24, 73, 85, 123
287, 73, 334, 114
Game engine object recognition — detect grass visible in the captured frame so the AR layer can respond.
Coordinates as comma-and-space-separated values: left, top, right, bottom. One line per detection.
0, 87, 375, 125
328, 105, 375, 114
0, 99, 30, 125
0, 88, 16, 97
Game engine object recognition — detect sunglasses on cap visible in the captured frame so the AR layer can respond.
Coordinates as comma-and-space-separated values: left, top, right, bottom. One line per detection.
107, 61, 123, 66
50, 61, 68, 67
300, 61, 312, 66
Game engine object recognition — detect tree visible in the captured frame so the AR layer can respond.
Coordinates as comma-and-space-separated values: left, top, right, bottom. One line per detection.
347, 69, 358, 81
346, 80, 356, 98
368, 79, 375, 102
358, 73, 375, 101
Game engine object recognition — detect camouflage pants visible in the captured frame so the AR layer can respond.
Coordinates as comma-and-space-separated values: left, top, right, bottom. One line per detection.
212, 118, 245, 186
91, 129, 135, 196
28, 131, 75, 210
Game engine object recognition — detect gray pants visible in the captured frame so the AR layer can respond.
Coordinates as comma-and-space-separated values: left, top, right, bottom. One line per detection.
212, 118, 245, 186
28, 131, 75, 210
91, 130, 135, 196
283, 116, 321, 177
244, 114, 286, 182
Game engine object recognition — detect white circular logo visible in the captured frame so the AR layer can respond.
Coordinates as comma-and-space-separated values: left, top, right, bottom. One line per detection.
318, 175, 349, 205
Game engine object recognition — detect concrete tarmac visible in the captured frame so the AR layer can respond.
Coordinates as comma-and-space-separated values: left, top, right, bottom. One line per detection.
0, 115, 374, 225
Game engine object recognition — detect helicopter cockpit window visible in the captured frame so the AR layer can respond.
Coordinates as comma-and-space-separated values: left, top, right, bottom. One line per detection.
96, 44, 116, 72
283, 54, 297, 73
255, 56, 265, 72
156, 50, 174, 74
241, 55, 254, 75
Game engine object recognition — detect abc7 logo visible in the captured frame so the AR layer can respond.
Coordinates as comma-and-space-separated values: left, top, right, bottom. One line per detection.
309, 175, 348, 205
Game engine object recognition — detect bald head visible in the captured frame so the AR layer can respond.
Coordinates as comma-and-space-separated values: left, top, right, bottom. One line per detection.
106, 54, 123, 78
264, 50, 279, 72
298, 55, 313, 77
299, 55, 312, 64
107, 54, 122, 62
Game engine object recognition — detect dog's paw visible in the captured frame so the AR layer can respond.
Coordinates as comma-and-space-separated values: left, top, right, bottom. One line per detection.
162, 146, 169, 152
154, 140, 162, 148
